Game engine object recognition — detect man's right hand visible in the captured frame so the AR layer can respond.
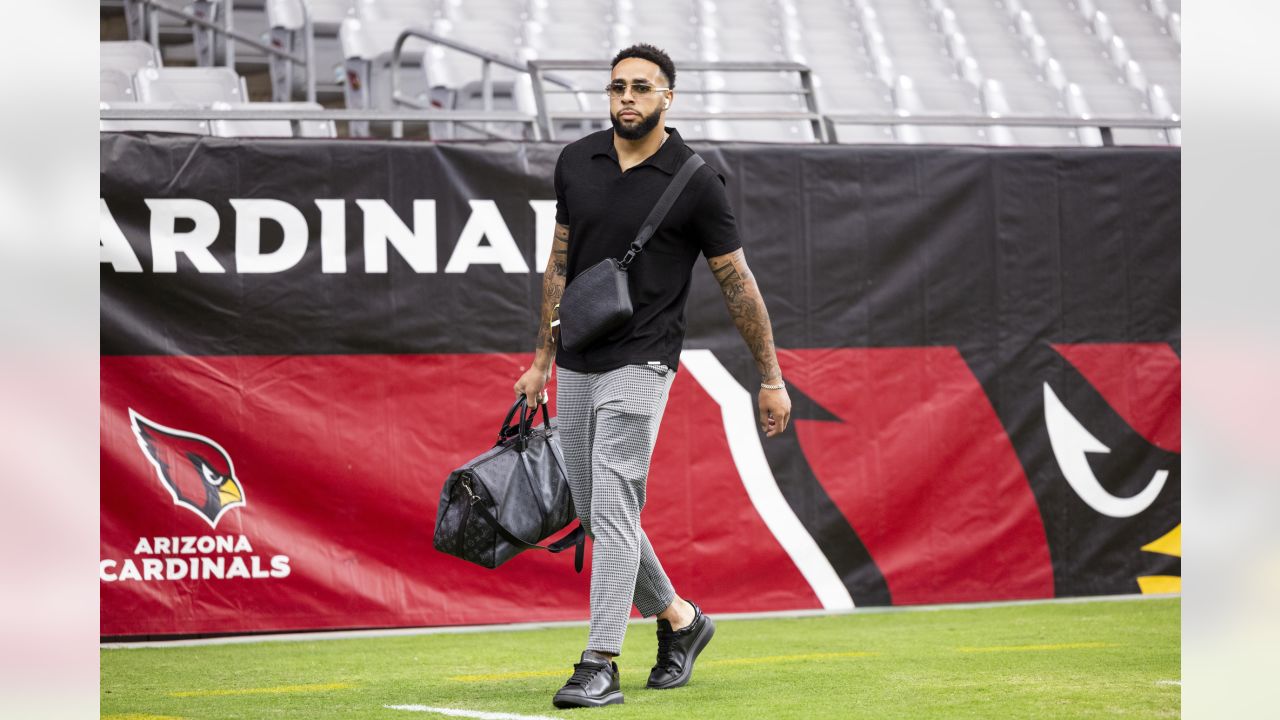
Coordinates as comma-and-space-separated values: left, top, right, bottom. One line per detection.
514, 364, 552, 409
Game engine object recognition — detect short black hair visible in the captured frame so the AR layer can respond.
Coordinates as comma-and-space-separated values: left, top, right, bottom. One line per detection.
610, 44, 676, 89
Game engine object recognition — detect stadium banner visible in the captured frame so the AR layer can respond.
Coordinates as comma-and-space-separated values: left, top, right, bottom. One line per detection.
100, 133, 1180, 637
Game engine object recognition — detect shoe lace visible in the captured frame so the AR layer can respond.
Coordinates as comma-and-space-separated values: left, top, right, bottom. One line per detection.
655, 627, 678, 670
566, 661, 607, 687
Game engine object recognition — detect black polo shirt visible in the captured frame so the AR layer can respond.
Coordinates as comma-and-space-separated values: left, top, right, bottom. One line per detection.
553, 127, 741, 373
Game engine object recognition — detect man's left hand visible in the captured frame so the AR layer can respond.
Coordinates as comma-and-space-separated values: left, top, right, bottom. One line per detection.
759, 387, 792, 438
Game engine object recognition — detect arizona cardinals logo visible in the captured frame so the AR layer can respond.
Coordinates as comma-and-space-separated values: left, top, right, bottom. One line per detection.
129, 409, 246, 527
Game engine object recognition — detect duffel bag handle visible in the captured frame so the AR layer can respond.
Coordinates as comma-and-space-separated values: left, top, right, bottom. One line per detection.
498, 395, 551, 447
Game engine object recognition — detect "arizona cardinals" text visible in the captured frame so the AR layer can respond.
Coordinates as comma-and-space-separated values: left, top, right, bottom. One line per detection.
100, 534, 291, 582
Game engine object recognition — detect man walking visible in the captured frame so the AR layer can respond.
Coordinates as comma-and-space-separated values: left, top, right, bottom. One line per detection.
514, 43, 792, 709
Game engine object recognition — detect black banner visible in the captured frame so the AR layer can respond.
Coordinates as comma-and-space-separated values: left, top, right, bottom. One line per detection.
102, 134, 1179, 634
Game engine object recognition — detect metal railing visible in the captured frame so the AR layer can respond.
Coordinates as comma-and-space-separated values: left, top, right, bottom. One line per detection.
99, 106, 538, 126
823, 113, 1181, 146
127, 0, 316, 102
98, 106, 538, 140
97, 106, 1182, 144
387, 29, 587, 141
527, 59, 828, 143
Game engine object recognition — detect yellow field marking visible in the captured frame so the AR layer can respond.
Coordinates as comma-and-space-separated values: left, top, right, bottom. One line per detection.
102, 715, 188, 720
706, 651, 877, 666
955, 642, 1119, 653
169, 682, 354, 698
449, 669, 566, 682
447, 651, 877, 682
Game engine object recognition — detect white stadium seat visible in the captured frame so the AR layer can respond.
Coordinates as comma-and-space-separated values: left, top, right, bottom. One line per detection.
101, 40, 162, 75
266, 0, 358, 101
134, 67, 249, 104
100, 69, 138, 103
209, 101, 338, 137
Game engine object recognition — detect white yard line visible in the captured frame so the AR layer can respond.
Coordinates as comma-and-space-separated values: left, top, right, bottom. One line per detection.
102, 593, 1177, 649
385, 705, 561, 720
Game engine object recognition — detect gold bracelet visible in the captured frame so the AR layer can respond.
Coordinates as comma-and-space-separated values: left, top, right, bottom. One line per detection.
760, 380, 785, 390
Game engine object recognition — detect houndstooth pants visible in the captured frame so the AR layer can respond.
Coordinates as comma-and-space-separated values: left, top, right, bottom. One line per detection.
556, 363, 678, 655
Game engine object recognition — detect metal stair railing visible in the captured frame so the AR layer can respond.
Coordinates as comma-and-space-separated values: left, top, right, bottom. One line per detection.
388, 28, 587, 141
127, 0, 317, 103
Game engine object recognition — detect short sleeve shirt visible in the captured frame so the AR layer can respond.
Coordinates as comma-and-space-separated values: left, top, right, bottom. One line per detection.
553, 127, 742, 373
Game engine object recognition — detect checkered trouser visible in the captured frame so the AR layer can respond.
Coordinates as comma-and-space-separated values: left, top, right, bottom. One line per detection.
556, 363, 678, 655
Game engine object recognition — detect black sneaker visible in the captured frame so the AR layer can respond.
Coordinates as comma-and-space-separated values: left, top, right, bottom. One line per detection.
552, 652, 624, 709
646, 600, 716, 689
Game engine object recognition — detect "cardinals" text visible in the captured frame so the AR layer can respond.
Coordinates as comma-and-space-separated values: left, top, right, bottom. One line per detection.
100, 198, 560, 275
100, 534, 291, 582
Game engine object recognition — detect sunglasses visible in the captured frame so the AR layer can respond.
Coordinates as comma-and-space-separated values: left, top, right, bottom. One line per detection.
604, 81, 671, 98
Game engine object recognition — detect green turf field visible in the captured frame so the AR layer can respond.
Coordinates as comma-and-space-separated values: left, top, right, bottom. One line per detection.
101, 597, 1179, 719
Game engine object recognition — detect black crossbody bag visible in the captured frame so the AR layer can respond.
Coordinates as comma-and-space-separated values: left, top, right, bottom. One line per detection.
558, 153, 706, 353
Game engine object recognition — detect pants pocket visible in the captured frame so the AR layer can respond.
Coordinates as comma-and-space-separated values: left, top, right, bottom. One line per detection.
640, 363, 669, 377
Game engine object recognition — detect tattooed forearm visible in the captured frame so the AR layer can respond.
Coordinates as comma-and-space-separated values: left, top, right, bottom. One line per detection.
708, 250, 781, 380
712, 261, 747, 303
550, 224, 569, 277
534, 223, 570, 367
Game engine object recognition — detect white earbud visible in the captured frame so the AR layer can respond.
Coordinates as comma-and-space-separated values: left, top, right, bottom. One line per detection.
663, 100, 670, 109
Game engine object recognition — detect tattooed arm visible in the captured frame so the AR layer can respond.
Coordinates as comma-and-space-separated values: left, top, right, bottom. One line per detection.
707, 248, 792, 437
514, 222, 570, 409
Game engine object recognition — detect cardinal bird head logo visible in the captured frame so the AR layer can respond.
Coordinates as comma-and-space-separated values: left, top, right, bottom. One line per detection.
129, 408, 246, 527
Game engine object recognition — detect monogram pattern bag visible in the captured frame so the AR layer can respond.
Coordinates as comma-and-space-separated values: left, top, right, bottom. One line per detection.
433, 397, 584, 571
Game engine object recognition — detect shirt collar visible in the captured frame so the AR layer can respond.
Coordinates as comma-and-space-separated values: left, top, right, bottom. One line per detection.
591, 127, 686, 175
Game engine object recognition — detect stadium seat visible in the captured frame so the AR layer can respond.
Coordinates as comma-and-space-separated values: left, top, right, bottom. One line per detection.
431, 17, 532, 75
980, 79, 1079, 146
1062, 83, 1105, 146
209, 101, 338, 137
1094, 0, 1180, 61
194, 0, 273, 69
523, 18, 616, 59
266, 0, 357, 101
100, 40, 163, 75
1148, 83, 1180, 143
451, 0, 527, 24
122, 0, 195, 50
356, 0, 437, 25
134, 67, 249, 104
430, 79, 528, 140
891, 75, 985, 145
101, 69, 139, 103
338, 16, 434, 134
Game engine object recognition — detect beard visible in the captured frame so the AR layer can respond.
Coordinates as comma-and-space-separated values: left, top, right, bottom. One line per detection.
610, 108, 662, 140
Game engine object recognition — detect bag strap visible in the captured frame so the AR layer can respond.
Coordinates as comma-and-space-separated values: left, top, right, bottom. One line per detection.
619, 153, 706, 270
469, 498, 586, 573
498, 395, 550, 447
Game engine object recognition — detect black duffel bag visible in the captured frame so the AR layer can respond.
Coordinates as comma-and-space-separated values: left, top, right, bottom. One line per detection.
433, 396, 585, 571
